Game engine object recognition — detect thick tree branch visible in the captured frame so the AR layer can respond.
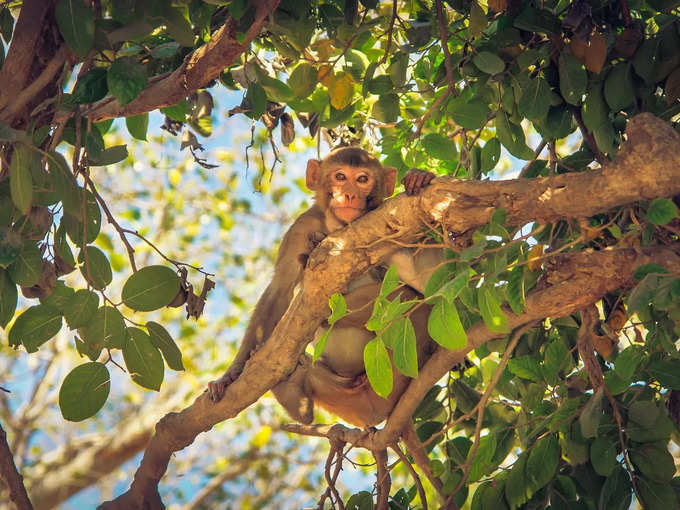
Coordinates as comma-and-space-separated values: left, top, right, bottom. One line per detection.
0, 422, 33, 510
81, 1, 280, 123
0, 0, 56, 114
100, 113, 680, 509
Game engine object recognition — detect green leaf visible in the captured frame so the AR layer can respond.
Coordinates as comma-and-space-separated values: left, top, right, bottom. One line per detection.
505, 454, 531, 508
162, 6, 194, 47
161, 100, 187, 122
123, 327, 164, 391
473, 51, 505, 75
598, 466, 632, 510
590, 437, 618, 476
256, 70, 295, 103
328, 293, 347, 325
518, 76, 552, 121
125, 113, 148, 141
422, 133, 457, 161
80, 305, 127, 350
432, 269, 471, 303
472, 480, 508, 510
8, 304, 63, 352
631, 443, 676, 483
496, 111, 533, 160
513, 5, 561, 34
371, 93, 399, 123
582, 84, 609, 132
71, 68, 108, 104
288, 63, 317, 99
559, 54, 587, 105
78, 246, 112, 290
313, 328, 332, 361
363, 337, 393, 398
450, 99, 490, 130
10, 144, 34, 215
427, 298, 467, 350
55, 0, 95, 58
628, 401, 659, 428
507, 355, 542, 382
526, 434, 559, 492
647, 358, 680, 389
63, 289, 99, 329
58, 362, 110, 421
633, 263, 669, 281
379, 265, 399, 297
468, 1, 486, 38
367, 75, 393, 95
346, 491, 374, 510
481, 137, 501, 173
467, 433, 498, 482
88, 145, 128, 167
8, 243, 42, 287
0, 270, 18, 329
0, 121, 23, 142
637, 477, 679, 510
647, 198, 679, 225
107, 57, 148, 106
61, 189, 101, 245
579, 386, 604, 438
384, 318, 418, 378
478, 288, 509, 333
121, 265, 181, 311
147, 321, 184, 371
246, 82, 267, 118
604, 64, 635, 112
507, 265, 526, 314
0, 8, 14, 43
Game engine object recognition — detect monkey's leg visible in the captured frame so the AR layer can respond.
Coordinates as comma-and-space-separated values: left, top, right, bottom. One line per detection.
271, 355, 314, 424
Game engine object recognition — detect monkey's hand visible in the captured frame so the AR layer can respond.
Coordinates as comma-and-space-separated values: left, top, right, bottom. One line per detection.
401, 169, 435, 195
298, 231, 327, 266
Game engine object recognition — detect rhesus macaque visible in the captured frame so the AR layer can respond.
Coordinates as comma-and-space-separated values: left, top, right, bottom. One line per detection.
208, 147, 438, 427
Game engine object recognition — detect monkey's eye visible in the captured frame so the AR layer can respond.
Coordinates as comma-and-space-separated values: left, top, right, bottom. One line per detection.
357, 174, 369, 183
334, 172, 346, 181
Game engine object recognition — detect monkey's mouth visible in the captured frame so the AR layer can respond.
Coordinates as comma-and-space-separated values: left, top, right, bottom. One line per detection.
332, 206, 363, 223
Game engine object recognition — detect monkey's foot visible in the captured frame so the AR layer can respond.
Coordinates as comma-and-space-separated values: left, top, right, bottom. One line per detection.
207, 368, 241, 402
349, 372, 368, 389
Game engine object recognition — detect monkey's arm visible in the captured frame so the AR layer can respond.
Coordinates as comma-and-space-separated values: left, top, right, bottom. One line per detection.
208, 209, 324, 400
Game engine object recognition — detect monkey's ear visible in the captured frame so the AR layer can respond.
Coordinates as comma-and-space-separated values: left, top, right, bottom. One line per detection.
306, 159, 322, 190
383, 166, 397, 196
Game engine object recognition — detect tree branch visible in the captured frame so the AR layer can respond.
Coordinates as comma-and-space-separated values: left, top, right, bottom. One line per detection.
99, 113, 680, 509
0, 0, 56, 115
81, 0, 280, 123
0, 421, 33, 510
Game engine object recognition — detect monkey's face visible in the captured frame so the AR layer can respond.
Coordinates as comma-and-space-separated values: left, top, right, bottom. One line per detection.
326, 165, 377, 224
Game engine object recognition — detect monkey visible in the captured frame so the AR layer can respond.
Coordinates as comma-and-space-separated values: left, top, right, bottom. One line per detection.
207, 146, 439, 428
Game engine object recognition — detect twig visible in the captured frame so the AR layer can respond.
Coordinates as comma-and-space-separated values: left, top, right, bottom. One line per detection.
391, 443, 428, 510
435, 0, 457, 93
411, 90, 453, 140
577, 307, 642, 502
81, 172, 137, 271
378, 1, 398, 66
0, 421, 33, 510
447, 323, 534, 503
518, 139, 548, 178
318, 439, 345, 510
570, 105, 607, 165
121, 228, 214, 277
374, 448, 391, 510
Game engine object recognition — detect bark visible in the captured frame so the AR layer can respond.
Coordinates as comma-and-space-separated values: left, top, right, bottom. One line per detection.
82, 0, 280, 123
0, 421, 33, 510
99, 113, 680, 509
